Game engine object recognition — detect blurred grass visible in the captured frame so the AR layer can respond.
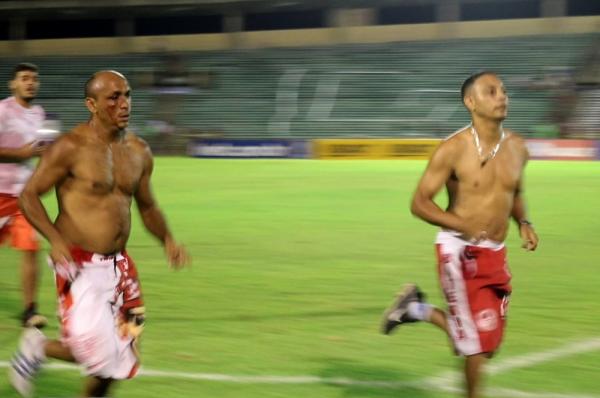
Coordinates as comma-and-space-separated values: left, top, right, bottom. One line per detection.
0, 158, 598, 397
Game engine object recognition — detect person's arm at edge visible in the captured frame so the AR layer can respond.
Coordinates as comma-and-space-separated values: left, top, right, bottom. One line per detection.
0, 143, 45, 162
0, 107, 46, 162
510, 138, 538, 251
133, 139, 190, 268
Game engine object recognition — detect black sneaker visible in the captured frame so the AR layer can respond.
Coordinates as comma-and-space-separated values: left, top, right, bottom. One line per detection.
381, 284, 425, 335
21, 305, 47, 329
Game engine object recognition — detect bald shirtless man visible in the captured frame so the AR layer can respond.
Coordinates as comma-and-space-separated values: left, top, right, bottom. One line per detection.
381, 71, 539, 398
9, 70, 190, 397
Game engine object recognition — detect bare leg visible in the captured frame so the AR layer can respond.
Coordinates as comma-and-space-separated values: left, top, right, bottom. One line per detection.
84, 376, 114, 397
21, 250, 38, 307
465, 353, 487, 398
429, 307, 449, 334
429, 308, 488, 397
45, 340, 115, 397
45, 340, 76, 362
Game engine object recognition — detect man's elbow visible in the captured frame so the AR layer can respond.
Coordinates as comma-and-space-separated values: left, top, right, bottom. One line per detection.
410, 195, 422, 218
138, 202, 159, 218
18, 188, 35, 213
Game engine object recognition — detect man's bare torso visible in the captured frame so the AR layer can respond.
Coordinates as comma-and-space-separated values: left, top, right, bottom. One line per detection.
444, 127, 527, 242
54, 124, 148, 254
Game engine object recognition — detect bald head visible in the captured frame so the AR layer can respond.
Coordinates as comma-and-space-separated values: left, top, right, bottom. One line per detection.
84, 70, 127, 99
84, 70, 132, 130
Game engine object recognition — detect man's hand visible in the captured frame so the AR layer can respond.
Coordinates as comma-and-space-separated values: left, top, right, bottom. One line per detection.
519, 223, 538, 251
49, 237, 72, 264
461, 220, 488, 244
118, 306, 145, 339
469, 230, 488, 245
48, 238, 78, 281
19, 141, 49, 160
165, 238, 190, 269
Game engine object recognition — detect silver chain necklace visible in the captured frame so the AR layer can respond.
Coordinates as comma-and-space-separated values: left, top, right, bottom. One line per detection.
471, 124, 506, 166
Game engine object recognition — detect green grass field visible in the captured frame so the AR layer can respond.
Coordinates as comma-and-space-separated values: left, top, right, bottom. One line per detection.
0, 158, 598, 398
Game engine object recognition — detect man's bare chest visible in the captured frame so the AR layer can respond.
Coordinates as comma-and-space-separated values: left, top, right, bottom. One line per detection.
72, 146, 144, 196
453, 150, 523, 193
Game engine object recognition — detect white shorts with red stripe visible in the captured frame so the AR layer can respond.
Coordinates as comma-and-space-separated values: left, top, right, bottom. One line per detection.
435, 231, 512, 356
53, 247, 142, 379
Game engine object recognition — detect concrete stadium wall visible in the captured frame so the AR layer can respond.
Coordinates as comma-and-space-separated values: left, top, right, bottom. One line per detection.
0, 15, 598, 57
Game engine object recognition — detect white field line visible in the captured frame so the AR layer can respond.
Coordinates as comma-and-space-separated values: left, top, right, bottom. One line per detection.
423, 337, 600, 387
486, 388, 600, 398
423, 377, 600, 398
487, 337, 600, 375
1, 337, 599, 397
0, 360, 424, 388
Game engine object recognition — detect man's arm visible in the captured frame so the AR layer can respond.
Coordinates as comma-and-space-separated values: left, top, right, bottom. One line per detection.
19, 135, 76, 262
511, 146, 538, 251
0, 142, 46, 162
134, 142, 189, 268
0, 108, 47, 162
410, 140, 482, 239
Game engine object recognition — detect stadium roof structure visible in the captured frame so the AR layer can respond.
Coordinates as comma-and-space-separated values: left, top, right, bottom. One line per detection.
0, 0, 537, 16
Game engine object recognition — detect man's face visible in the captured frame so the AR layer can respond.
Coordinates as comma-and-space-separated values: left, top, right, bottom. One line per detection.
466, 74, 508, 121
91, 74, 132, 130
10, 70, 39, 102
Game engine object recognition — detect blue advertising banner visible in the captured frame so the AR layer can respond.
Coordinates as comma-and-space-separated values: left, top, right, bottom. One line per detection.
188, 139, 308, 159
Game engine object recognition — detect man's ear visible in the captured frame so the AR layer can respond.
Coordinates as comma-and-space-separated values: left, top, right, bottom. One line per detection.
464, 94, 475, 113
9, 79, 16, 92
85, 97, 96, 114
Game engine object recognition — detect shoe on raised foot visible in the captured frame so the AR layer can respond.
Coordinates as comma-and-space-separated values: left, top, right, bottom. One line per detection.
21, 305, 48, 329
381, 283, 426, 335
9, 327, 46, 397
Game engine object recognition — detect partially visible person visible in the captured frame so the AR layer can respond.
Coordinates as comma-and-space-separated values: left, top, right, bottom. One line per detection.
381, 71, 538, 398
9, 70, 190, 397
0, 62, 49, 328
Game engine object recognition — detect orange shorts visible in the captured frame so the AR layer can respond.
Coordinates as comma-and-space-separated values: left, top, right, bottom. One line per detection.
0, 194, 39, 251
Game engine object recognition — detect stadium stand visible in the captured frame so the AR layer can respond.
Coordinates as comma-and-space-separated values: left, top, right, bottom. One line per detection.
0, 33, 597, 139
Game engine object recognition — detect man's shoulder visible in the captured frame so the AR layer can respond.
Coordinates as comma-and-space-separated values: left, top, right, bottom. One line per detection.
0, 97, 14, 115
437, 125, 470, 153
64, 124, 100, 143
123, 132, 153, 169
505, 129, 525, 144
442, 125, 470, 144
50, 127, 86, 151
0, 98, 43, 120
58, 125, 83, 141
31, 104, 44, 117
504, 130, 527, 150
124, 130, 151, 151
0, 96, 14, 105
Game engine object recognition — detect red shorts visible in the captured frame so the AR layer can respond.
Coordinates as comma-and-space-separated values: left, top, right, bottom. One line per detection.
53, 246, 144, 379
436, 231, 512, 356
0, 194, 39, 251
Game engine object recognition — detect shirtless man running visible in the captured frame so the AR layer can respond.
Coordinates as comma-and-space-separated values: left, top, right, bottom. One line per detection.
10, 70, 190, 397
381, 71, 539, 398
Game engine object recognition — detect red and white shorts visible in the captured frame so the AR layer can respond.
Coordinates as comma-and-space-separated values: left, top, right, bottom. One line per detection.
53, 247, 144, 379
0, 194, 39, 251
435, 231, 512, 356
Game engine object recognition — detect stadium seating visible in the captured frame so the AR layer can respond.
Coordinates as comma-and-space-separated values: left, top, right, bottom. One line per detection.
0, 33, 597, 139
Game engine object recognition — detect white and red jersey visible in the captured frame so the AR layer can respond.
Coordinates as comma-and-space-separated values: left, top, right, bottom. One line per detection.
0, 96, 45, 196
